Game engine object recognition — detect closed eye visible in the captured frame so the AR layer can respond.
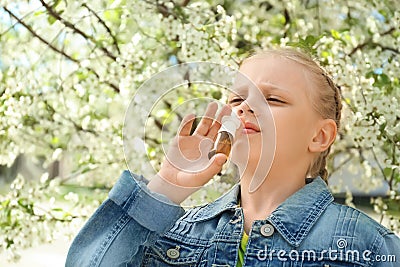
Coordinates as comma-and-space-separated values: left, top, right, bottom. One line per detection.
266, 97, 286, 104
228, 97, 244, 105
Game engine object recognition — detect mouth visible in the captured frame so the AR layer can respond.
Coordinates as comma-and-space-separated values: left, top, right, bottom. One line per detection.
242, 122, 260, 134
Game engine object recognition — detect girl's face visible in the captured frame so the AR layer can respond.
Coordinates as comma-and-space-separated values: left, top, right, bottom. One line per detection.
229, 55, 321, 182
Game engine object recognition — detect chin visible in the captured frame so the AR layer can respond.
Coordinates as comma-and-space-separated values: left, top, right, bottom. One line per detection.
231, 148, 261, 169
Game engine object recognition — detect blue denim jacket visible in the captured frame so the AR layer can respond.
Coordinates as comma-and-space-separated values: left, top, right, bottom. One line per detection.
66, 171, 400, 266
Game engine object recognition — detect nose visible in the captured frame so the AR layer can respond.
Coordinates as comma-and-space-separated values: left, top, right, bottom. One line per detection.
234, 101, 254, 117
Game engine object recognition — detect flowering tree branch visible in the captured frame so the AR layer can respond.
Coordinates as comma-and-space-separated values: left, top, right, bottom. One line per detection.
81, 3, 121, 55
348, 27, 399, 56
3, 5, 120, 93
3, 6, 79, 63
39, 0, 118, 61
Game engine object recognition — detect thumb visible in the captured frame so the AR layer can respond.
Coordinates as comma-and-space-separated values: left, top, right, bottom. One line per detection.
214, 153, 228, 166
193, 153, 227, 184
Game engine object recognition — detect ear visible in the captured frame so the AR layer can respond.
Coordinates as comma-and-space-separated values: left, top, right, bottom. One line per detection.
309, 119, 337, 153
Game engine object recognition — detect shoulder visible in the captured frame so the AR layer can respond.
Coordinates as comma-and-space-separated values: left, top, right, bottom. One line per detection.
297, 200, 400, 266
326, 202, 393, 236
315, 202, 400, 252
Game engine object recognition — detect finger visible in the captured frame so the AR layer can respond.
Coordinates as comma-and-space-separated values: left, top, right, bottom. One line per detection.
193, 102, 218, 136
192, 153, 227, 184
179, 113, 196, 136
207, 104, 232, 140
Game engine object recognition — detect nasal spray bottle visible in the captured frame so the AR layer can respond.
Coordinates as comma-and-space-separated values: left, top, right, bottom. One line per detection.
208, 113, 241, 159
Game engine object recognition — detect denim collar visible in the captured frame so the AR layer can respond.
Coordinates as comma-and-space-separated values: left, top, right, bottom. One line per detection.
189, 183, 240, 222
267, 177, 334, 247
190, 177, 334, 247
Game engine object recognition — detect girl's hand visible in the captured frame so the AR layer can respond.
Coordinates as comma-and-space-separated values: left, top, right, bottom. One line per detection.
147, 102, 231, 204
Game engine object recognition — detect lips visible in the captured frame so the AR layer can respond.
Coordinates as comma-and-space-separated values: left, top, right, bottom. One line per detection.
243, 122, 260, 134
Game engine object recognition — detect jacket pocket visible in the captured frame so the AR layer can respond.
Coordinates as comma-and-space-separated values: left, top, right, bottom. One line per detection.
141, 237, 207, 266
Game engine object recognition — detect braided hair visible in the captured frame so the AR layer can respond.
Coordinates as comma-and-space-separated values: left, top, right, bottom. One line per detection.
310, 72, 342, 183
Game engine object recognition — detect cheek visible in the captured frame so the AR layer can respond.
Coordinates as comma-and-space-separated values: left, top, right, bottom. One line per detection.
273, 111, 314, 152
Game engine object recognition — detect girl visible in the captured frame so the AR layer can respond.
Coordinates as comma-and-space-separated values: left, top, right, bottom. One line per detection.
66, 48, 400, 266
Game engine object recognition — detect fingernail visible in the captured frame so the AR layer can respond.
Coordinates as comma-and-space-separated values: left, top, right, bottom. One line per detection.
216, 156, 227, 165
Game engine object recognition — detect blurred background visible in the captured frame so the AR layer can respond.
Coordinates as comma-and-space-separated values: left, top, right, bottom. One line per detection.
0, 0, 399, 265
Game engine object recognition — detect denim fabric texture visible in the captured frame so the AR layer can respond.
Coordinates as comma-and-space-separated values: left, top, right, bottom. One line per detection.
66, 170, 400, 267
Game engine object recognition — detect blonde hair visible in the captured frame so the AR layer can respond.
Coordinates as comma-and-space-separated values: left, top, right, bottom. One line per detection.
243, 48, 342, 184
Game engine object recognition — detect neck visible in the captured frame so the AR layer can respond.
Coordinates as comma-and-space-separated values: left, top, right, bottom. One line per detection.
239, 163, 306, 222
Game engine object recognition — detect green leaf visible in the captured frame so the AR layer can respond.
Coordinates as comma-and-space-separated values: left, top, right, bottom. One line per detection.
34, 11, 44, 16
383, 167, 392, 177
304, 35, 318, 46
211, 90, 222, 100
51, 0, 62, 10
17, 198, 34, 214
331, 29, 341, 40
103, 9, 120, 23
52, 207, 64, 212
48, 15, 57, 25
384, 198, 400, 217
374, 73, 391, 87
1, 199, 10, 209
321, 50, 331, 59
378, 74, 390, 84
51, 136, 60, 145
365, 71, 375, 78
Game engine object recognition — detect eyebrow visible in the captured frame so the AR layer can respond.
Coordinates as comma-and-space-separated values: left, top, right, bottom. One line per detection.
232, 81, 292, 92
257, 82, 292, 94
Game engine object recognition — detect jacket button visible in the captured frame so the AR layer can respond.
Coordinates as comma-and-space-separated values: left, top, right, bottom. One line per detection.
166, 246, 180, 259
260, 224, 274, 237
